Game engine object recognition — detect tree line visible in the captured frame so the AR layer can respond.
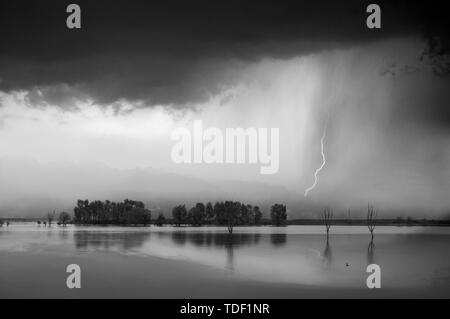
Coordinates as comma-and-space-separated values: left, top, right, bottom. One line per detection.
73, 199, 151, 225
67, 198, 287, 229
171, 201, 287, 232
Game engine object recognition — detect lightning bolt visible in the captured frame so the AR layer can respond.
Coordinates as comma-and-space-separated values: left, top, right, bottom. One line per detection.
304, 125, 327, 197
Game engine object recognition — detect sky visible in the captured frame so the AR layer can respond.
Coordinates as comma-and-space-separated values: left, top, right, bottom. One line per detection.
0, 0, 449, 217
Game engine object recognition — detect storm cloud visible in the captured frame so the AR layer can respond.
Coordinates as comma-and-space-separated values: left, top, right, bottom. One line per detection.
0, 0, 449, 109
0, 1, 449, 218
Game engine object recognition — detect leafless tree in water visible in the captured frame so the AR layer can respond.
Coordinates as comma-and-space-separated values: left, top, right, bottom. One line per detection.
322, 207, 333, 239
367, 203, 377, 240
47, 211, 55, 227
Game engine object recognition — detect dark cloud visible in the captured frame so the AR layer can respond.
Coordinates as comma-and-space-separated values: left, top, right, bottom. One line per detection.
0, 0, 449, 107
23, 83, 90, 110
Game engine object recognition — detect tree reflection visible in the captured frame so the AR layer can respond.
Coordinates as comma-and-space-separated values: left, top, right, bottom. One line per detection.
367, 238, 375, 265
322, 238, 333, 266
58, 229, 70, 241
171, 231, 187, 245
225, 234, 235, 272
270, 233, 287, 246
167, 231, 265, 272
74, 231, 151, 250
169, 231, 261, 248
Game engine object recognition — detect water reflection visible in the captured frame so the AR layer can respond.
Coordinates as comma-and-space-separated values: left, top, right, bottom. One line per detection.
322, 238, 333, 266
225, 234, 235, 272
270, 233, 287, 246
171, 231, 187, 245
72, 229, 268, 252
58, 229, 70, 241
169, 231, 262, 248
367, 238, 375, 265
2, 225, 450, 294
74, 231, 151, 250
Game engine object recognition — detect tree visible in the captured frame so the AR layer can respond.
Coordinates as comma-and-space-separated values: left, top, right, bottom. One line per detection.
247, 205, 255, 225
88, 200, 103, 224
47, 211, 55, 227
74, 199, 89, 224
205, 202, 214, 224
72, 199, 151, 225
253, 206, 262, 225
121, 200, 151, 226
240, 204, 251, 225
58, 212, 71, 226
141, 208, 152, 226
195, 202, 206, 225
367, 203, 377, 240
214, 202, 226, 225
187, 207, 195, 225
0, 220, 3, 227
188, 202, 206, 226
406, 216, 413, 225
155, 213, 166, 226
172, 205, 187, 226
322, 207, 333, 238
224, 201, 241, 234
130, 207, 151, 226
270, 204, 287, 226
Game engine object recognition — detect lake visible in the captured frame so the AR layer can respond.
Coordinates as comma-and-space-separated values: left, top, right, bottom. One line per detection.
0, 224, 449, 298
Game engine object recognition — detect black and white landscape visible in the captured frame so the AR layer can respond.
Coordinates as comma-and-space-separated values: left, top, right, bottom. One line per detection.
0, 0, 449, 299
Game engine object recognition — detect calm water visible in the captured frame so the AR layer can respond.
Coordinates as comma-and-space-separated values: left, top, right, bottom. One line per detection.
0, 224, 449, 298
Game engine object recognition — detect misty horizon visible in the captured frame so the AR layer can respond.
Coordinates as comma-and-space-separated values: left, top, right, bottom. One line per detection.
0, 156, 448, 219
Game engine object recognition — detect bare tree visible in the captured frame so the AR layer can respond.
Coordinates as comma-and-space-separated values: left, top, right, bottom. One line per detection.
58, 212, 71, 226
367, 203, 377, 240
322, 207, 333, 238
47, 211, 55, 227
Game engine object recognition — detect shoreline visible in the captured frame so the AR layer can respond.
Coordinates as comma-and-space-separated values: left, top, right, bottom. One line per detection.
2, 218, 450, 227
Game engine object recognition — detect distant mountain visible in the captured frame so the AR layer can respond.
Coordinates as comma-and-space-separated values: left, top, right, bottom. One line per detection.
2, 158, 440, 219
0, 157, 307, 218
